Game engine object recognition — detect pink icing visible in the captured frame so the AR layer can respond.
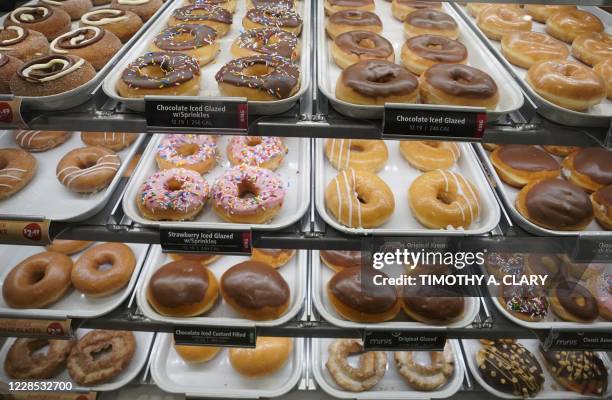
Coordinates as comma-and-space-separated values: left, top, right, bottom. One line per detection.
157, 134, 217, 168
227, 136, 286, 167
211, 164, 285, 216
139, 168, 209, 214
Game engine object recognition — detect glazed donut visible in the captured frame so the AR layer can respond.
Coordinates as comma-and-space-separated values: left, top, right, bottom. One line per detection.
246, 0, 294, 10
4, 6, 71, 41
67, 330, 136, 385
501, 31, 569, 70
0, 54, 22, 93
547, 10, 604, 44
325, 0, 374, 15
563, 147, 612, 192
39, 0, 93, 20
420, 64, 499, 109
151, 24, 219, 66
401, 34, 467, 76
524, 5, 576, 23
572, 32, 612, 67
174, 344, 221, 363
169, 252, 221, 266
215, 55, 300, 101
170, 5, 232, 36
594, 59, 612, 100
184, 0, 236, 13
137, 168, 209, 221
156, 134, 217, 174
516, 178, 594, 231
211, 165, 286, 224
0, 148, 37, 200
81, 132, 138, 151
409, 169, 480, 229
231, 28, 299, 61
490, 145, 560, 188
332, 31, 394, 69
221, 261, 290, 320
251, 248, 296, 268
320, 250, 361, 271
336, 60, 418, 105
243, 6, 302, 35
56, 146, 121, 193
477, 6, 532, 41
50, 27, 122, 70
540, 349, 608, 396
147, 260, 219, 317
46, 239, 92, 255
325, 168, 395, 228
2, 251, 73, 309
14, 130, 69, 152
5, 339, 74, 379
399, 141, 460, 171
588, 272, 612, 321
404, 9, 458, 39
499, 281, 549, 322
0, 26, 50, 61
550, 280, 599, 322
466, 3, 520, 18
392, 0, 440, 22
326, 10, 382, 39
395, 343, 454, 391
110, 0, 162, 21
229, 337, 292, 377
227, 136, 287, 170
326, 339, 387, 392
482, 143, 499, 152
325, 138, 388, 173
80, 9, 143, 43
542, 145, 578, 157
592, 185, 612, 229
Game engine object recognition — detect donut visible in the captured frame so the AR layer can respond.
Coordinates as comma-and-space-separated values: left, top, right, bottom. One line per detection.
38, 0, 93, 20
395, 343, 454, 391
151, 24, 219, 66
484, 252, 524, 279
4, 5, 71, 40
169, 5, 232, 36
80, 9, 143, 43
215, 55, 300, 101
477, 6, 532, 41
229, 337, 292, 377
399, 140, 460, 171
326, 339, 387, 392
156, 134, 217, 174
546, 9, 604, 43
326, 10, 382, 39
324, 0, 374, 15
110, 0, 163, 21
524, 5, 576, 23
391, 0, 441, 22
0, 148, 37, 200
81, 132, 138, 151
137, 167, 209, 221
220, 261, 290, 320
540, 349, 608, 396
525, 253, 567, 287
490, 145, 560, 188
2, 251, 73, 309
183, 0, 236, 13
420, 64, 499, 109
5, 338, 74, 379
147, 260, 219, 317
542, 145, 578, 157
409, 169, 480, 229
0, 26, 50, 61
251, 248, 296, 268
404, 9, 458, 39
501, 31, 569, 70
336, 60, 418, 105
56, 146, 120, 193
572, 32, 612, 67
332, 31, 394, 69
592, 184, 612, 230
231, 28, 299, 61
169, 252, 221, 266
93, 0, 111, 4
325, 168, 395, 228
117, 52, 200, 98
174, 344, 221, 363
588, 272, 612, 321
563, 147, 612, 192
227, 136, 287, 170
594, 58, 612, 100
325, 138, 388, 173
466, 3, 520, 18
67, 330, 135, 385
0, 54, 22, 93
46, 239, 92, 255
246, 0, 294, 10
550, 280, 599, 322
243, 6, 302, 35
482, 143, 499, 151
14, 130, 69, 152
50, 27, 122, 70
320, 250, 361, 271
401, 34, 467, 76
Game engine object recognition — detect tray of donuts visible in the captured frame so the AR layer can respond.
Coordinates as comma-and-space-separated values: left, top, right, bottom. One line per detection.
0, 131, 144, 222
150, 333, 303, 397
316, 0, 524, 119
463, 339, 612, 399
122, 134, 309, 230
0, 329, 155, 392
102, 0, 311, 114
454, 4, 611, 128
0, 0, 173, 111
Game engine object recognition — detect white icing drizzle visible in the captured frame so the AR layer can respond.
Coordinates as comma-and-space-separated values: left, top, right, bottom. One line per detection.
118, 0, 150, 4
22, 57, 85, 82
345, 139, 352, 170
15, 130, 41, 147
10, 7, 49, 24
41, 0, 64, 5
436, 169, 479, 226
333, 170, 362, 228
352, 168, 361, 227
456, 171, 480, 221
56, 154, 119, 189
50, 27, 102, 54
0, 26, 27, 50
337, 139, 344, 169
342, 170, 353, 228
0, 167, 27, 189
334, 174, 343, 225
81, 9, 128, 25
330, 139, 353, 170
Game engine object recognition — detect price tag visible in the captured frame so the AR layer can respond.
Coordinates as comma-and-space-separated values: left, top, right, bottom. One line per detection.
9, 393, 96, 400
174, 326, 257, 348
363, 330, 446, 351
0, 219, 50, 245
160, 228, 252, 255
0, 97, 27, 129
542, 331, 612, 351
570, 237, 612, 262
383, 104, 486, 139
0, 318, 72, 339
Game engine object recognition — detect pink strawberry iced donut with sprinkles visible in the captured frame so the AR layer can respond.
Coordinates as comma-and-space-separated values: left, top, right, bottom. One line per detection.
155, 134, 217, 174
137, 167, 209, 221
211, 165, 286, 223
227, 136, 287, 170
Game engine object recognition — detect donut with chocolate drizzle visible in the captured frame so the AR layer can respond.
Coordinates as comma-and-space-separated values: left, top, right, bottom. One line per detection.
0, 26, 49, 62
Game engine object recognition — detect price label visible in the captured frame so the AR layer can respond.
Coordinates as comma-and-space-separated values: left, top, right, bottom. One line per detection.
174, 326, 257, 347
0, 97, 26, 129
363, 330, 446, 351
0, 318, 72, 339
542, 331, 612, 351
0, 219, 50, 245
570, 237, 612, 263
160, 228, 252, 255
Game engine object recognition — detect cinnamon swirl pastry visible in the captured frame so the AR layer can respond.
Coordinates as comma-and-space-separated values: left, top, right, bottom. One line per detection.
110, 0, 163, 21
0, 26, 49, 61
50, 27, 122, 70
38, 0, 93, 20
4, 5, 71, 40
80, 9, 143, 43
0, 54, 22, 94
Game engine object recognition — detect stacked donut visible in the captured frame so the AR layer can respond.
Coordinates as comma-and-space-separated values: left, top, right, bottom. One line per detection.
325, 0, 500, 109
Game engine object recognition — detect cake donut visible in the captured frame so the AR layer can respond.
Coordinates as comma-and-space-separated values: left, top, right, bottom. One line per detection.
229, 337, 293, 377
243, 6, 302, 35
227, 136, 287, 170
0, 26, 50, 61
56, 146, 121, 193
477, 6, 532, 41
572, 32, 612, 67
38, 0, 93, 20
332, 31, 394, 69
320, 250, 361, 271
540, 349, 608, 396
110, 0, 163, 21
251, 248, 296, 268
524, 5, 576, 23
395, 343, 454, 391
499, 281, 549, 321
81, 132, 138, 151
0, 148, 37, 200
46, 239, 92, 255
169, 5, 232, 37
563, 147, 612, 192
588, 272, 612, 321
550, 280, 599, 322
325, 138, 388, 173
399, 141, 460, 171
490, 145, 560, 188
324, 0, 374, 15
404, 9, 458, 39
594, 58, 612, 100
0, 54, 22, 93
231, 28, 299, 61
5, 338, 74, 379
546, 9, 604, 43
326, 10, 382, 39
401, 34, 467, 76
4, 6, 71, 41
14, 130, 69, 152
156, 134, 217, 174
80, 9, 143, 43
50, 27, 122, 70
592, 185, 612, 230
501, 31, 569, 70
326, 339, 387, 392
392, 0, 441, 22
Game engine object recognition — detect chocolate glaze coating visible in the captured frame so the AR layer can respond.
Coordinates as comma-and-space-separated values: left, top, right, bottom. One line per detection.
221, 261, 289, 309
342, 59, 418, 97
172, 5, 232, 24
236, 28, 298, 59
554, 280, 598, 321
246, 6, 302, 28
8, 6, 54, 24
335, 31, 393, 58
502, 282, 549, 320
485, 252, 525, 276
573, 147, 612, 185
328, 0, 373, 6
405, 34, 466, 62
55, 28, 104, 49
148, 260, 209, 308
593, 184, 612, 207
404, 9, 456, 30
396, 0, 440, 7
423, 63, 497, 99
250, 0, 294, 9
328, 267, 397, 313
328, 9, 381, 27
540, 348, 608, 395
121, 51, 200, 89
154, 24, 216, 51
498, 145, 559, 172
17, 54, 78, 82
402, 267, 464, 322
0, 27, 30, 46
320, 250, 362, 269
524, 178, 593, 228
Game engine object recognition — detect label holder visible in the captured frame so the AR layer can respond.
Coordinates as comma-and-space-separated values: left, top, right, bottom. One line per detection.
160, 227, 252, 255
541, 330, 612, 351
0, 318, 72, 339
0, 95, 27, 129
362, 329, 446, 351
173, 325, 257, 348
0, 217, 50, 245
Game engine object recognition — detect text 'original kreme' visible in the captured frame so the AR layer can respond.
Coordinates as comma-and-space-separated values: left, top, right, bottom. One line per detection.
396, 115, 468, 124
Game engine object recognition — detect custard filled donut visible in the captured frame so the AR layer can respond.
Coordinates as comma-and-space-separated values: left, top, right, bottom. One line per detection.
477, 6, 532, 41
326, 339, 387, 392
563, 147, 612, 193
395, 343, 454, 391
325, 0, 374, 15
542, 145, 578, 157
56, 146, 121, 193
501, 31, 569, 70
594, 59, 612, 100
231, 28, 299, 61
169, 5, 232, 37
392, 0, 441, 22
325, 168, 395, 228
499, 281, 549, 322
174, 344, 221, 363
490, 145, 560, 188
0, 54, 22, 93
325, 138, 388, 173
169, 252, 220, 266
4, 6, 71, 41
39, 0, 93, 20
0, 26, 50, 61
81, 132, 138, 151
420, 63, 499, 109
336, 60, 418, 105
138, 168, 209, 221
550, 280, 599, 322
50, 27, 122, 70
320, 250, 361, 271
466, 3, 520, 18
592, 185, 612, 230
332, 31, 394, 69
401, 34, 467, 76
5, 338, 74, 379
227, 136, 287, 170
80, 9, 143, 43
46, 239, 92, 255
588, 272, 612, 320
156, 134, 217, 174
151, 24, 219, 66
211, 165, 286, 224
110, 0, 162, 21
409, 169, 480, 229
399, 141, 460, 171
147, 260, 219, 317
251, 248, 296, 268
572, 32, 612, 67
404, 9, 458, 40
247, 0, 294, 10
117, 52, 200, 98
229, 337, 292, 377
243, 6, 302, 35
184, 0, 236, 13
524, 5, 576, 23
326, 10, 382, 39
215, 55, 300, 101
2, 251, 73, 309
547, 10, 604, 44
0, 148, 37, 200
14, 130, 69, 152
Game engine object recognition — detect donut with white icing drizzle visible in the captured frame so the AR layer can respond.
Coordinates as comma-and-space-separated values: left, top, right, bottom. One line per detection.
0, 148, 37, 200
56, 146, 121, 193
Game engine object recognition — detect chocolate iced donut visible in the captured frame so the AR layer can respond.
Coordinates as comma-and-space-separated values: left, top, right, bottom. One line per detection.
169, 5, 232, 36
325, 0, 374, 15
326, 10, 382, 39
231, 28, 299, 60
79, 9, 143, 43
592, 184, 612, 230
404, 9, 458, 39
540, 349, 608, 396
490, 145, 560, 188
564, 147, 612, 192
184, 0, 236, 13
5, 5, 71, 41
320, 250, 362, 271
332, 31, 394, 69
243, 6, 302, 35
392, 0, 441, 22
247, 0, 294, 9
151, 24, 219, 65
550, 280, 599, 322
401, 34, 467, 75
50, 27, 122, 70
0, 27, 49, 61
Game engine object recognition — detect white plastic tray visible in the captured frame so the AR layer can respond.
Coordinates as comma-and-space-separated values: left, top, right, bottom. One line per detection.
150, 333, 304, 398
136, 245, 306, 327
315, 139, 500, 235
103, 0, 311, 114
0, 242, 149, 319
462, 339, 612, 399
317, 0, 524, 119
123, 134, 310, 230
312, 338, 464, 399
0, 329, 154, 392
0, 131, 144, 221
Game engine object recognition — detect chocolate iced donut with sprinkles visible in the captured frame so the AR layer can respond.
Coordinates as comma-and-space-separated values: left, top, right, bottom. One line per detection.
156, 134, 217, 174
243, 6, 303, 35
0, 26, 49, 61
169, 5, 232, 37
227, 136, 287, 170
151, 24, 219, 66
247, 0, 294, 10
231, 28, 299, 61
56, 146, 121, 193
